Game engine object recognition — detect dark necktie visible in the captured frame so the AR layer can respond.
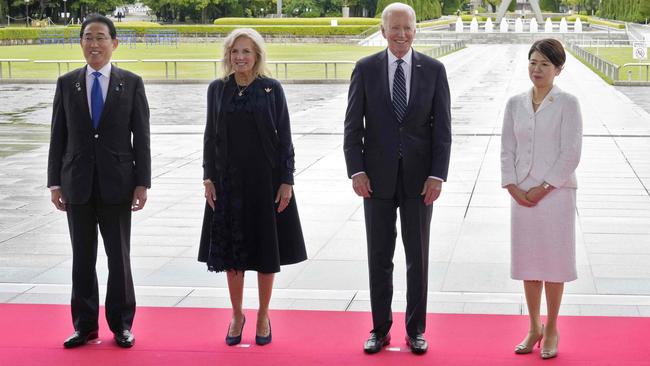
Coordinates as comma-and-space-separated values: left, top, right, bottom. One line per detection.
91, 71, 104, 129
392, 59, 407, 124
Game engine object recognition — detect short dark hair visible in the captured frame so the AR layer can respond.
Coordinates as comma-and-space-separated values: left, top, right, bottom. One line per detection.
80, 14, 117, 39
528, 38, 565, 68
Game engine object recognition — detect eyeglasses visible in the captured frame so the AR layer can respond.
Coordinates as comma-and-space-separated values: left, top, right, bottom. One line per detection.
82, 36, 111, 43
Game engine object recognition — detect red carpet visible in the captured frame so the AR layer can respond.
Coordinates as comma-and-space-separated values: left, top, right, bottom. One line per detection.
1, 303, 649, 365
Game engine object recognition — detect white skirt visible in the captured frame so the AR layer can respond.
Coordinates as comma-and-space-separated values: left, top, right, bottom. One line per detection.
510, 176, 577, 283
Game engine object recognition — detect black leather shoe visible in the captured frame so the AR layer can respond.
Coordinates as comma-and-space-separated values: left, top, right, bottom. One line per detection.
405, 334, 428, 354
255, 319, 272, 346
226, 316, 246, 346
364, 332, 391, 354
63, 330, 99, 348
114, 329, 135, 348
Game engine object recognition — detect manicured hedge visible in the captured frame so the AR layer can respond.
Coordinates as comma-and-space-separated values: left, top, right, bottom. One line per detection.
0, 28, 43, 40
546, 15, 625, 29
214, 17, 380, 26
417, 19, 454, 28
460, 15, 489, 21
0, 24, 372, 40
221, 25, 372, 35
115, 21, 162, 27
584, 16, 626, 29
176, 24, 372, 36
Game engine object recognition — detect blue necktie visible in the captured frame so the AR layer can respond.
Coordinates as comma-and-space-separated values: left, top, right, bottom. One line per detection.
392, 59, 407, 124
91, 71, 103, 129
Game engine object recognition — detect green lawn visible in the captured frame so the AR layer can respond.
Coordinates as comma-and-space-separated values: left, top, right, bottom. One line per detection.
0, 43, 391, 80
584, 47, 650, 82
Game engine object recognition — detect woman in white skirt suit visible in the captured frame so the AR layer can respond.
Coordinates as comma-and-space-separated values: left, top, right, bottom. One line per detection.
501, 38, 582, 360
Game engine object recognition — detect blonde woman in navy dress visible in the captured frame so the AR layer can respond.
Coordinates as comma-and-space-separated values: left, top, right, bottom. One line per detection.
199, 28, 307, 346
501, 38, 582, 360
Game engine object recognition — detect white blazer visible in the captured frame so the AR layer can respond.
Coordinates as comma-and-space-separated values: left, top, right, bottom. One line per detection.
501, 85, 582, 189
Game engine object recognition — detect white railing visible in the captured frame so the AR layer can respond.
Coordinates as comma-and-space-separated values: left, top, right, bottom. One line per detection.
32, 59, 139, 76
566, 42, 620, 81
0, 59, 30, 79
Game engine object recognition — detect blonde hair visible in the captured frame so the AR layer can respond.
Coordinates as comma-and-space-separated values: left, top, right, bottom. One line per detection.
381, 2, 416, 28
222, 28, 270, 80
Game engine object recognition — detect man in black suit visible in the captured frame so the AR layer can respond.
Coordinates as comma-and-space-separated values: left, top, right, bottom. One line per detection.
47, 14, 150, 349
343, 2, 451, 355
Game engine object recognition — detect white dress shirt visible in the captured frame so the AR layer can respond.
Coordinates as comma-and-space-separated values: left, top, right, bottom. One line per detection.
86, 63, 111, 118
387, 48, 412, 104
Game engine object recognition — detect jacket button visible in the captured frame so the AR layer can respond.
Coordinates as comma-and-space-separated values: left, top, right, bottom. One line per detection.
94, 134, 99, 139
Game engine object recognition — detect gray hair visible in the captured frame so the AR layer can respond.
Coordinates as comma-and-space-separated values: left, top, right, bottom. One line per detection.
222, 28, 271, 79
381, 2, 417, 28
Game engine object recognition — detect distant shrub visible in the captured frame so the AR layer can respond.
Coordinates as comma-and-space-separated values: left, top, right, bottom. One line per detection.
213, 17, 380, 26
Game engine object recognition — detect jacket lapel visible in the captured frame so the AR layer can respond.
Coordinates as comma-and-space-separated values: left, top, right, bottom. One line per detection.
74, 66, 92, 128
525, 88, 535, 117
97, 64, 122, 129
404, 50, 421, 121
376, 50, 396, 121
217, 77, 236, 162
535, 85, 560, 114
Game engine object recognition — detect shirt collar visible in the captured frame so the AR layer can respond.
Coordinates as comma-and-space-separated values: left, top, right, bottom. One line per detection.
527, 84, 562, 103
87, 63, 112, 78
387, 48, 413, 67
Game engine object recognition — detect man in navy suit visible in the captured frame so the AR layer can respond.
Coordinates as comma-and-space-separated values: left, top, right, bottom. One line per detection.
47, 14, 150, 349
343, 2, 451, 355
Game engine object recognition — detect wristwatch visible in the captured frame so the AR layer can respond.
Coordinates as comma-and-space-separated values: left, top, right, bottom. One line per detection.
541, 182, 553, 191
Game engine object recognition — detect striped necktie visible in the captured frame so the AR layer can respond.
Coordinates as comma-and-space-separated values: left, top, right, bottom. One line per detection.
91, 71, 104, 129
392, 59, 407, 124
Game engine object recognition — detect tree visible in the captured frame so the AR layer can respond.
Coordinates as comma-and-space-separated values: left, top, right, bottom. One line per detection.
598, 0, 645, 22
340, 0, 378, 17
413, 0, 440, 20
640, 0, 650, 19
283, 0, 319, 16
377, 0, 446, 21
539, 0, 560, 12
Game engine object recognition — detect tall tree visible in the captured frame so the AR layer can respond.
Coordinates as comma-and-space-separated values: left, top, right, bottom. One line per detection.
413, 0, 440, 20
539, 0, 560, 12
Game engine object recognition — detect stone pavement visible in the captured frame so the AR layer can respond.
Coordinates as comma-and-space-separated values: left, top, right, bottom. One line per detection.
1, 44, 650, 317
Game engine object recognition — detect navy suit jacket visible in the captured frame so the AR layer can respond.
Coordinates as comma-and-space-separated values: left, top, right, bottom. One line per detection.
47, 65, 151, 204
343, 49, 452, 199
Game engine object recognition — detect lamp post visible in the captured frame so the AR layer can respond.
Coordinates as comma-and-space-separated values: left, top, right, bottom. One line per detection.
63, 0, 67, 25
25, 0, 29, 27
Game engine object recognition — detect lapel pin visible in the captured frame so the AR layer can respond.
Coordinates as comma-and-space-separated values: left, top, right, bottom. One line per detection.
264, 87, 272, 93
115, 82, 123, 92
75, 82, 81, 92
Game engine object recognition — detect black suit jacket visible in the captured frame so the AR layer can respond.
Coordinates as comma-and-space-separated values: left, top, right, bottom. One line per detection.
202, 77, 296, 185
343, 49, 451, 199
47, 65, 151, 204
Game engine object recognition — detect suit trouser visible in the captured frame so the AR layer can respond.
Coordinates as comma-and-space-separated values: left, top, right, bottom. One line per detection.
364, 162, 433, 337
65, 177, 135, 334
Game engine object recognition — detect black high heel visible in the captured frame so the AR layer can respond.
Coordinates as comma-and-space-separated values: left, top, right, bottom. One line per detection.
255, 319, 272, 346
225, 316, 245, 346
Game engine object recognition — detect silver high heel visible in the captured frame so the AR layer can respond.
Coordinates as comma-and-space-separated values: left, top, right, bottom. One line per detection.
514, 324, 544, 354
541, 332, 559, 359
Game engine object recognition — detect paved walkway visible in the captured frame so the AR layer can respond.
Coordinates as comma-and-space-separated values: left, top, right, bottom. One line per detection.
1, 44, 650, 317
